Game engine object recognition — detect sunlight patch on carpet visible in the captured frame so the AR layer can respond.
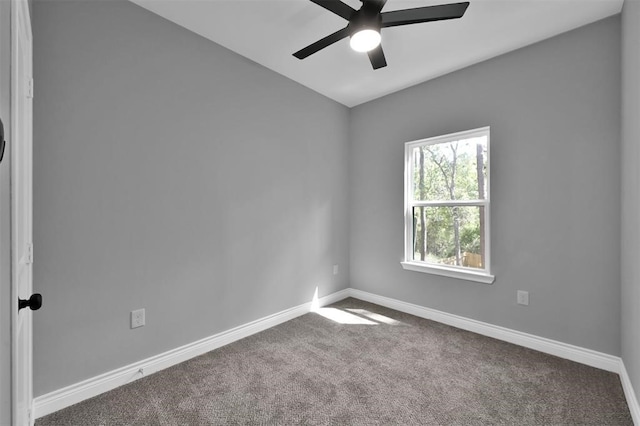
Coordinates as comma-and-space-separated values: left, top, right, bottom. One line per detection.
346, 309, 402, 325
314, 308, 378, 324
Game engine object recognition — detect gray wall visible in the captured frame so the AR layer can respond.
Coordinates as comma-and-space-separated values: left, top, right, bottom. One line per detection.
31, 0, 633, 406
32, 0, 350, 396
1, 1, 13, 423
621, 0, 640, 412
349, 17, 621, 355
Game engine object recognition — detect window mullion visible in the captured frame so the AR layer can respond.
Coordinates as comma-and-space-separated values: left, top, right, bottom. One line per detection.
411, 200, 487, 207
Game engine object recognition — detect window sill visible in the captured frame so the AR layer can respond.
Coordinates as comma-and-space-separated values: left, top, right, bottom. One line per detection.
400, 261, 495, 284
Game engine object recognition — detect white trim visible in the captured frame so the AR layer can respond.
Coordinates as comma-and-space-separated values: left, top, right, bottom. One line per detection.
33, 289, 350, 419
411, 200, 488, 207
405, 126, 492, 149
401, 261, 495, 284
351, 288, 640, 420
403, 126, 492, 280
347, 289, 621, 373
34, 288, 638, 422
11, 0, 34, 424
620, 361, 640, 425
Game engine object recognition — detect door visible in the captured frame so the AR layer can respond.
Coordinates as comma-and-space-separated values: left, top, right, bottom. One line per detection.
11, 0, 34, 424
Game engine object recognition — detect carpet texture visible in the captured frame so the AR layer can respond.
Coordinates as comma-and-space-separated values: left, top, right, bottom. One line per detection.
36, 298, 633, 425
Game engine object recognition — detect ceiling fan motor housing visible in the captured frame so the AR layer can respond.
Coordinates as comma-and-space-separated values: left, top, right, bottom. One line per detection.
348, 4, 383, 36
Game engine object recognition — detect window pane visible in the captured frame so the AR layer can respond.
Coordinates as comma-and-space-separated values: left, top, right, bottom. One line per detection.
412, 205, 485, 269
412, 136, 487, 201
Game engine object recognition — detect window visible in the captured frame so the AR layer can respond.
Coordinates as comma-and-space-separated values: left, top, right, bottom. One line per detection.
401, 127, 494, 283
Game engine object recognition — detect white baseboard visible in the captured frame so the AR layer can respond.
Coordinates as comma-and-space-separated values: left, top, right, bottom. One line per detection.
348, 289, 621, 373
620, 361, 640, 425
34, 287, 639, 424
349, 289, 640, 424
33, 288, 350, 419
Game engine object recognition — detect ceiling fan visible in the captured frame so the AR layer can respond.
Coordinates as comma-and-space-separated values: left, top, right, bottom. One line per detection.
293, 0, 470, 70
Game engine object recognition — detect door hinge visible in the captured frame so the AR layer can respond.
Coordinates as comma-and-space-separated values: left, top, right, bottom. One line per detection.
27, 78, 34, 99
26, 243, 33, 264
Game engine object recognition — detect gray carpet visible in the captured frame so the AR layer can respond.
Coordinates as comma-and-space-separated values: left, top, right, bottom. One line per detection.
36, 298, 632, 425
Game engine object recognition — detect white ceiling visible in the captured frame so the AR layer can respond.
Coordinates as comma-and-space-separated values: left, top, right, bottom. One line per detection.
130, 0, 623, 107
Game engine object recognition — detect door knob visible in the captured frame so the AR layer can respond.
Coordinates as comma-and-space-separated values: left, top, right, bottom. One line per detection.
18, 293, 42, 311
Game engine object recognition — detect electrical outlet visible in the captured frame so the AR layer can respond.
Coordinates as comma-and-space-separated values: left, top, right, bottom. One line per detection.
517, 291, 529, 306
131, 308, 145, 329
333, 264, 339, 275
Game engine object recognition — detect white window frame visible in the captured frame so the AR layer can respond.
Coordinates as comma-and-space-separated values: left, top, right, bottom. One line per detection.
401, 126, 495, 284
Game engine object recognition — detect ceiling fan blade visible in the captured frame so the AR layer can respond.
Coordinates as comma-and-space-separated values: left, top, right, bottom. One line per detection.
309, 0, 356, 20
364, 0, 388, 14
293, 27, 350, 59
381, 2, 469, 28
368, 45, 387, 69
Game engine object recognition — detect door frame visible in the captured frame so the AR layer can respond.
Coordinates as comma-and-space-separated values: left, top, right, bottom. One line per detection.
0, 0, 13, 424
9, 0, 34, 424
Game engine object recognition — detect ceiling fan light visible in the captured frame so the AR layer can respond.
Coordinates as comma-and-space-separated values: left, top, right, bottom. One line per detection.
349, 29, 381, 52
